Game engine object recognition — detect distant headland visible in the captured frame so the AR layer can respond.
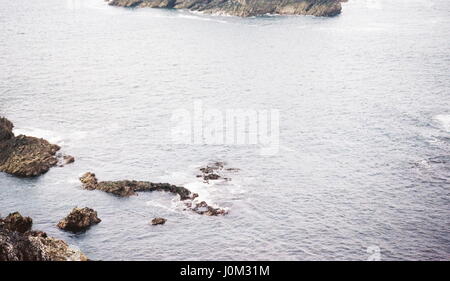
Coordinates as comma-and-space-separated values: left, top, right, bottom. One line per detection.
107, 0, 343, 17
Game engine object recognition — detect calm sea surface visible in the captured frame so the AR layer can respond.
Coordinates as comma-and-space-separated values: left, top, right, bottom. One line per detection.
0, 0, 449, 260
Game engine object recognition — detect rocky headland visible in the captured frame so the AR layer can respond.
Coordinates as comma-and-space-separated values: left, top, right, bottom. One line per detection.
0, 117, 74, 177
0, 212, 88, 261
107, 0, 343, 17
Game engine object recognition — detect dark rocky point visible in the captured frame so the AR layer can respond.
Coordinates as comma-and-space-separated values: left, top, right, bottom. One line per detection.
1, 212, 33, 233
80, 172, 227, 216
0, 118, 14, 141
0, 212, 87, 261
57, 207, 101, 233
80, 172, 192, 200
0, 117, 74, 177
107, 0, 343, 17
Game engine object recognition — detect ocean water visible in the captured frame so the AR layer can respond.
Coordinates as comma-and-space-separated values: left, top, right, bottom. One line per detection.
0, 0, 449, 260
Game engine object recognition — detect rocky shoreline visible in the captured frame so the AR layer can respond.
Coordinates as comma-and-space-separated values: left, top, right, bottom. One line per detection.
0, 213, 88, 261
107, 0, 343, 17
1, 116, 232, 260
0, 117, 74, 177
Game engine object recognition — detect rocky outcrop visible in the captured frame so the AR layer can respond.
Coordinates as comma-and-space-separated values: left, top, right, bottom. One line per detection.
80, 172, 193, 200
57, 207, 101, 233
107, 0, 342, 17
0, 212, 87, 261
0, 117, 74, 177
197, 162, 239, 183
188, 201, 228, 216
199, 162, 222, 182
0, 118, 14, 141
80, 172, 227, 216
150, 217, 167, 225
1, 212, 33, 233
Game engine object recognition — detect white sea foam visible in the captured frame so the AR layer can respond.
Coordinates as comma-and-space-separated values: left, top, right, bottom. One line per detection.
13, 127, 88, 147
158, 169, 217, 204
145, 200, 180, 213
177, 11, 231, 24
434, 114, 450, 132
156, 163, 243, 210
13, 127, 65, 145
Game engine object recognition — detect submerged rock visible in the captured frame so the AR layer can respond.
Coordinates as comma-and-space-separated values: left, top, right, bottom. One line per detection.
191, 201, 228, 216
58, 155, 76, 167
107, 0, 343, 17
57, 207, 101, 233
0, 212, 87, 261
198, 162, 223, 182
63, 155, 75, 164
0, 117, 74, 177
80, 172, 227, 216
150, 217, 167, 225
197, 162, 239, 183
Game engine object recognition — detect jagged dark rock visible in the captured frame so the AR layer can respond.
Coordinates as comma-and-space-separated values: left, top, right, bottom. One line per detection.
57, 207, 101, 233
191, 201, 228, 216
150, 217, 167, 225
198, 162, 223, 181
197, 162, 239, 183
199, 163, 222, 182
107, 0, 343, 17
0, 212, 87, 261
80, 172, 227, 216
0, 118, 14, 141
80, 172, 193, 200
1, 212, 33, 233
0, 117, 74, 177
